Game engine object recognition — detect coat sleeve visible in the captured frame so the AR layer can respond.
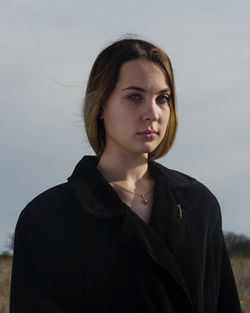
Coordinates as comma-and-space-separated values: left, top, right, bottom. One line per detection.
9, 209, 66, 313
214, 208, 242, 313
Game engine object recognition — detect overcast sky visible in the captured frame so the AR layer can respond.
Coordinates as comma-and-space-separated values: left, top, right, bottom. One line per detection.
0, 0, 250, 252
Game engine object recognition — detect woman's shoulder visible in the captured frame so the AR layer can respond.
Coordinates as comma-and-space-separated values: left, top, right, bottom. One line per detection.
152, 161, 221, 216
152, 160, 213, 190
151, 161, 198, 187
18, 182, 76, 223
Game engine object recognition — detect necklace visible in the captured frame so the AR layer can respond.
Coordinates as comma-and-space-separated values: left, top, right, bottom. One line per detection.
112, 183, 154, 205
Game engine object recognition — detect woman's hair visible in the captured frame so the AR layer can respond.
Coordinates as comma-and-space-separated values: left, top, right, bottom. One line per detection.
83, 37, 178, 160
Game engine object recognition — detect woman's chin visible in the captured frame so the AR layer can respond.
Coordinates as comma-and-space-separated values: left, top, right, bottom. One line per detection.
133, 146, 158, 156
140, 141, 159, 153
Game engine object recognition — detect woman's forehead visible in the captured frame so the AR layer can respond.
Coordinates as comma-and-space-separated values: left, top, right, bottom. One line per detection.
116, 59, 170, 91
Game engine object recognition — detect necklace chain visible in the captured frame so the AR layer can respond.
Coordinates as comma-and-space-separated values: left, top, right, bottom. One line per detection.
112, 183, 153, 205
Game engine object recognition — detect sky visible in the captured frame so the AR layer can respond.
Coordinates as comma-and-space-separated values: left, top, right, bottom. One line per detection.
0, 0, 250, 252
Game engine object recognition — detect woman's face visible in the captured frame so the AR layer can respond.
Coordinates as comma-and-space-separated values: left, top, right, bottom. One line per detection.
102, 59, 171, 158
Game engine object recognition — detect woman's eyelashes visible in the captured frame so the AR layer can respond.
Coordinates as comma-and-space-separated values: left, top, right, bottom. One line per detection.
156, 95, 170, 104
127, 94, 169, 104
128, 94, 142, 101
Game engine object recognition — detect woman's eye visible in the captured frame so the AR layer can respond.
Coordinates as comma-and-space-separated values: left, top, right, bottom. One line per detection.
157, 95, 169, 104
128, 94, 141, 101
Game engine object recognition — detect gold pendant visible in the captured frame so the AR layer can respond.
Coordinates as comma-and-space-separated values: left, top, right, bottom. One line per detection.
141, 194, 148, 204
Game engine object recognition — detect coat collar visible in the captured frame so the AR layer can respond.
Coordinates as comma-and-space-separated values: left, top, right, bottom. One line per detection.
67, 155, 196, 219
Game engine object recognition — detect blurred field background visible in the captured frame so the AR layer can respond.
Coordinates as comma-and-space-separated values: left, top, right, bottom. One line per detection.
0, 256, 12, 313
231, 257, 250, 313
0, 232, 249, 313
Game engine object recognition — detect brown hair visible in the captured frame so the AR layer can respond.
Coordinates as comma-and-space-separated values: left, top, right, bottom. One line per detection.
83, 37, 178, 160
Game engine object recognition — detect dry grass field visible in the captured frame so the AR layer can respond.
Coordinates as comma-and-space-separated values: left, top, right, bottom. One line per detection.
231, 257, 250, 313
0, 256, 249, 313
0, 257, 12, 313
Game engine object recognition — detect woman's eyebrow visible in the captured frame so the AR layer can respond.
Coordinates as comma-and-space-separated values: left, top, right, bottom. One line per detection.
122, 86, 171, 94
122, 86, 145, 92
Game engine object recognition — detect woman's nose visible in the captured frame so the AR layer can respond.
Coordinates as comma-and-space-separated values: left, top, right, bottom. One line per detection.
142, 100, 160, 121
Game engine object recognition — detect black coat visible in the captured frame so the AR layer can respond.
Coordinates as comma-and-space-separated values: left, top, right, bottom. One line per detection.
10, 155, 242, 313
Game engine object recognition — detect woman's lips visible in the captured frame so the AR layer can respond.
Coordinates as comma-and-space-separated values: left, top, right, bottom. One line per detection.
137, 131, 158, 139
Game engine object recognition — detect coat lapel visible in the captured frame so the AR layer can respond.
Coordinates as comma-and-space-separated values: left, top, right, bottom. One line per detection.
149, 177, 193, 253
117, 175, 194, 311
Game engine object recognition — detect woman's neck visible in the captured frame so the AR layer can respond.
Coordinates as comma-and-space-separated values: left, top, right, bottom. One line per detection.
96, 150, 151, 186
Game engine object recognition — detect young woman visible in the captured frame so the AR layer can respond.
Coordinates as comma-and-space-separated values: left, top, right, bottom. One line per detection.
10, 38, 242, 313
